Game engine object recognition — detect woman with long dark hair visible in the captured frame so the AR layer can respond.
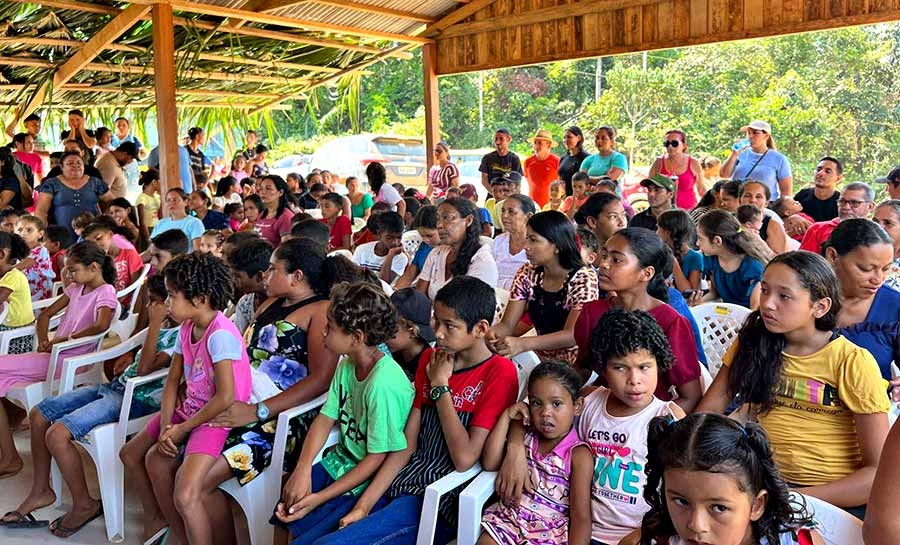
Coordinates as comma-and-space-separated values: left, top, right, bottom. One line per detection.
557, 126, 590, 196
573, 227, 703, 412
416, 197, 497, 300
367, 162, 406, 218
254, 175, 295, 245
489, 210, 599, 365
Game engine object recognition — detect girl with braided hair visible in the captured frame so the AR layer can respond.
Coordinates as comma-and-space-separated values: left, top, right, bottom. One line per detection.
121, 252, 252, 545
638, 413, 823, 545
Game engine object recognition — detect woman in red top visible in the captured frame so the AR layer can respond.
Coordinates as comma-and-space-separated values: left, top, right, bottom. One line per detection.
573, 227, 702, 412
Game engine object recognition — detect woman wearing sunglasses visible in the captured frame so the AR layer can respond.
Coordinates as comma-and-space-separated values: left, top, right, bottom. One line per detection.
648, 129, 705, 209
719, 119, 793, 201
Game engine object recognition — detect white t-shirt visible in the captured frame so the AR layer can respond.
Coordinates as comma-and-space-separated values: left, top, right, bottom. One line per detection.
353, 241, 408, 281
492, 233, 528, 290
375, 184, 403, 211
213, 193, 243, 210
418, 243, 498, 300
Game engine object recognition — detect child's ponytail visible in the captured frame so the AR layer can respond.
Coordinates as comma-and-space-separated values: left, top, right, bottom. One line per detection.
699, 209, 771, 264
66, 241, 117, 286
0, 232, 29, 263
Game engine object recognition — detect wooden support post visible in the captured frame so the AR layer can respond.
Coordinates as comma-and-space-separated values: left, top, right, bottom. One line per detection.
423, 43, 440, 171
152, 2, 180, 192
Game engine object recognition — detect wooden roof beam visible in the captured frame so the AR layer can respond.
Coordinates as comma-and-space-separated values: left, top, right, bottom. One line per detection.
5, 0, 414, 58
0, 102, 293, 110
4, 3, 149, 135
124, 0, 432, 44
0, 37, 344, 73
242, 0, 435, 23
424, 0, 499, 37
0, 84, 288, 100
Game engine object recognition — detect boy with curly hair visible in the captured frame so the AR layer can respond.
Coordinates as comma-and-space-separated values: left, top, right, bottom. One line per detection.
272, 282, 414, 545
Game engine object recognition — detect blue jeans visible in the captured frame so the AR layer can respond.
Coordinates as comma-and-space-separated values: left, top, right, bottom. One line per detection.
308, 494, 454, 545
36, 380, 153, 440
273, 463, 389, 545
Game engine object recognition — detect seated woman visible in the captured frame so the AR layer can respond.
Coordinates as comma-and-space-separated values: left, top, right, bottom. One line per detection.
573, 227, 703, 412
698, 251, 889, 518
416, 198, 498, 300
738, 179, 789, 255
192, 238, 338, 542
488, 210, 598, 365
492, 194, 535, 291
822, 219, 900, 383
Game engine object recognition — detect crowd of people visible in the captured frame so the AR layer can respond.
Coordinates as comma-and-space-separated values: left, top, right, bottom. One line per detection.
0, 112, 900, 545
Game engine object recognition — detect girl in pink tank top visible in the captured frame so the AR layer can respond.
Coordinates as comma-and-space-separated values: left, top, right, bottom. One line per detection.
652, 130, 705, 209
124, 253, 251, 545
480, 362, 593, 545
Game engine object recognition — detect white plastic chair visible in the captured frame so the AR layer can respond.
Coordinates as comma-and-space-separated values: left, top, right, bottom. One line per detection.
5, 303, 118, 415
689, 302, 751, 376
218, 393, 331, 545
699, 364, 713, 393
327, 249, 353, 260
51, 281, 64, 296
304, 208, 323, 219
110, 264, 150, 341
790, 492, 862, 545
480, 235, 494, 249
0, 310, 61, 355
51, 329, 166, 542
351, 217, 366, 233
493, 287, 509, 326
402, 230, 423, 257
32, 293, 61, 313
0, 302, 7, 326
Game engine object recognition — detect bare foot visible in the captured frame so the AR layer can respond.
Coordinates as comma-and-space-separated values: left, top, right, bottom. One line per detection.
0, 458, 24, 480
1, 488, 56, 522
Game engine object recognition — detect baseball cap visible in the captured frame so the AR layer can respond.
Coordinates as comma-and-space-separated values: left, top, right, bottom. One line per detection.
740, 120, 772, 134
459, 183, 478, 200
876, 166, 900, 184
490, 171, 523, 186
390, 288, 436, 343
640, 173, 675, 192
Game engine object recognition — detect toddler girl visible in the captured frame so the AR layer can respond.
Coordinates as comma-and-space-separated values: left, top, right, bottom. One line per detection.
656, 209, 702, 292
198, 229, 225, 258
0, 232, 36, 353
15, 215, 54, 300
480, 361, 593, 545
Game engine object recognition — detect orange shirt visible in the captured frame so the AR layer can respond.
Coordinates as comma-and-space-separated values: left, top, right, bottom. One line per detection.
524, 153, 560, 208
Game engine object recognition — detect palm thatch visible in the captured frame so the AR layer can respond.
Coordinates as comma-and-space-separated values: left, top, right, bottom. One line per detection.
0, 0, 434, 137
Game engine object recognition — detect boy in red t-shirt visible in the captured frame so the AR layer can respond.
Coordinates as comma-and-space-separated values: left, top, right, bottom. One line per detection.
44, 225, 71, 282
311, 276, 519, 543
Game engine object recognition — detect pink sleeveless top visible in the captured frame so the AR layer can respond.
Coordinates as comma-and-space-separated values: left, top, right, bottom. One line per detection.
660, 155, 698, 209
179, 311, 252, 417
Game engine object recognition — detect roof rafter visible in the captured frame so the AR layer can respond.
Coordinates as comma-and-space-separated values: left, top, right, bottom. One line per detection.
423, 0, 498, 37
4, 3, 150, 135
244, 0, 435, 23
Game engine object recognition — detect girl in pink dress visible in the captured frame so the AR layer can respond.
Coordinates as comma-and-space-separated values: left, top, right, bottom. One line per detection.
480, 362, 593, 545
0, 241, 118, 480
120, 252, 251, 545
15, 215, 55, 301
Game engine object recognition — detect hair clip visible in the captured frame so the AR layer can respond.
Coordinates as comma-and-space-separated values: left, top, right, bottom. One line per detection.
736, 227, 743, 234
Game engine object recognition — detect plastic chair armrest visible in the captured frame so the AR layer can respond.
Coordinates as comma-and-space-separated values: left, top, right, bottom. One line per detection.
270, 393, 329, 476
117, 367, 170, 438
51, 332, 108, 394
419, 464, 483, 545
457, 470, 499, 545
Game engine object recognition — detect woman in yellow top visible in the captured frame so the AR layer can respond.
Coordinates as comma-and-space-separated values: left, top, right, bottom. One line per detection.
697, 251, 889, 519
0, 232, 37, 353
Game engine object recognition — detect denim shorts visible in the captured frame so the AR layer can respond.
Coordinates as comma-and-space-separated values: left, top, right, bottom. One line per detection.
36, 380, 153, 440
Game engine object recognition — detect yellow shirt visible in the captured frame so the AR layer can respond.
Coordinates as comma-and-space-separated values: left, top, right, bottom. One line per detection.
136, 192, 161, 228
0, 268, 35, 327
724, 337, 889, 485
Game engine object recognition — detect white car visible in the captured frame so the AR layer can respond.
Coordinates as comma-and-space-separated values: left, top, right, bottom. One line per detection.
268, 154, 311, 180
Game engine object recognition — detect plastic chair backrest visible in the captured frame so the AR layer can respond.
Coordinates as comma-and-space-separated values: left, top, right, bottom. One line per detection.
699, 364, 712, 393
689, 303, 751, 376
493, 287, 510, 325
328, 249, 353, 260
0, 302, 6, 326
790, 492, 862, 545
401, 230, 422, 257
352, 217, 366, 233
512, 350, 541, 399
304, 208, 323, 219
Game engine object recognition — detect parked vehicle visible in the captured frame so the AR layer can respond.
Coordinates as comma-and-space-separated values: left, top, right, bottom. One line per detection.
309, 135, 427, 188
268, 154, 311, 180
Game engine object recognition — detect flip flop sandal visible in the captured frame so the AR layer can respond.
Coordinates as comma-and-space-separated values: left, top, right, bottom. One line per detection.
144, 526, 169, 545
1, 511, 49, 528
48, 503, 104, 538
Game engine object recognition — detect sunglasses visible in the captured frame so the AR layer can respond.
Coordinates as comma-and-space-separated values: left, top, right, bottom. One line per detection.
663, 140, 682, 148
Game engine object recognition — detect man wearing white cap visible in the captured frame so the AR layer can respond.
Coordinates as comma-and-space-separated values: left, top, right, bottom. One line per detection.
719, 120, 793, 200
523, 129, 560, 208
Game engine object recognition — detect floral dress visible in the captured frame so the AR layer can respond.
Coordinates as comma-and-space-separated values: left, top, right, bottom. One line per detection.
23, 245, 55, 301
222, 295, 325, 485
886, 257, 900, 292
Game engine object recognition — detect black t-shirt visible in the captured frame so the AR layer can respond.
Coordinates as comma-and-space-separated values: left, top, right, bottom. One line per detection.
629, 209, 659, 231
60, 128, 96, 144
478, 151, 523, 182
794, 188, 839, 222
0, 176, 25, 210
185, 145, 207, 177
557, 150, 589, 195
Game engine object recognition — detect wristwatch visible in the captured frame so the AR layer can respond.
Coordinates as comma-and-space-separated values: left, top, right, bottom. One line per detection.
429, 385, 451, 401
256, 401, 270, 421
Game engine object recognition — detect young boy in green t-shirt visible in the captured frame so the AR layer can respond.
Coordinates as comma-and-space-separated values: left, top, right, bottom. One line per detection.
272, 282, 414, 545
